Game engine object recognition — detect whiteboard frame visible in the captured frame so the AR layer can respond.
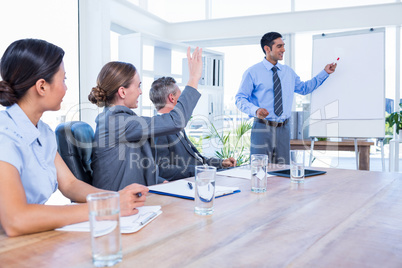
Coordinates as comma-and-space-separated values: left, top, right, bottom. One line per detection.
309, 28, 385, 139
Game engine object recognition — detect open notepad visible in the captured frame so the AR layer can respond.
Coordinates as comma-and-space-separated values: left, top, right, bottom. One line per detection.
217, 167, 274, 180
148, 180, 240, 200
56, 206, 162, 235
217, 168, 252, 179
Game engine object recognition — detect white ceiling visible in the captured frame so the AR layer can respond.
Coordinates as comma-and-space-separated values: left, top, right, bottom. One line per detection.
111, 1, 402, 46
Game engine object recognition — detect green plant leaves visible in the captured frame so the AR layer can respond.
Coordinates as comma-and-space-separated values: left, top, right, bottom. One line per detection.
386, 109, 402, 134
203, 120, 252, 166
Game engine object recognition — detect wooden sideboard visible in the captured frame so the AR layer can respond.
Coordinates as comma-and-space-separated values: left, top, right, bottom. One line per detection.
291, 139, 374, 170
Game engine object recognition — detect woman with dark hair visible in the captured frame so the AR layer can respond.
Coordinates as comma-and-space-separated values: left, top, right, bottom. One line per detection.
0, 39, 148, 237
88, 47, 203, 191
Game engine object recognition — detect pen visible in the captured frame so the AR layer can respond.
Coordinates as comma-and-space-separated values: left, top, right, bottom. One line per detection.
333, 57, 340, 64
136, 192, 142, 198
187, 182, 193, 190
140, 212, 157, 225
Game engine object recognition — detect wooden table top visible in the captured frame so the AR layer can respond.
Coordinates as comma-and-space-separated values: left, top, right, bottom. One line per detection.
1, 167, 402, 267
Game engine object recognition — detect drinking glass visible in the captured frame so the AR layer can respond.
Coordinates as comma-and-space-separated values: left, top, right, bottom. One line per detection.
87, 192, 122, 267
290, 150, 305, 183
194, 166, 216, 215
251, 154, 268, 193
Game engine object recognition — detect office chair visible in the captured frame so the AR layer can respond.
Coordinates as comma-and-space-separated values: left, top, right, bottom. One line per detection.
55, 121, 95, 185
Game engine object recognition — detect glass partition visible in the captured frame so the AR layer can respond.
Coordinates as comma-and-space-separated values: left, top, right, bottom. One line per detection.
0, 0, 79, 130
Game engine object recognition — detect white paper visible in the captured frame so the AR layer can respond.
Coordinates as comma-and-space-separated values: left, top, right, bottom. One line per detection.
56, 206, 162, 234
217, 167, 274, 180
217, 168, 252, 180
256, 169, 266, 181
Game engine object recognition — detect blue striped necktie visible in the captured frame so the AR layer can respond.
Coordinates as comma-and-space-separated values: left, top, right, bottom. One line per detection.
272, 66, 283, 116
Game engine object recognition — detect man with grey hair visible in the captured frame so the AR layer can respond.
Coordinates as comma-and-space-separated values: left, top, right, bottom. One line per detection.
150, 77, 236, 181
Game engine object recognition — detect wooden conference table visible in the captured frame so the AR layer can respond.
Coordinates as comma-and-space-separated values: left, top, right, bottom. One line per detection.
1, 166, 401, 267
291, 139, 375, 170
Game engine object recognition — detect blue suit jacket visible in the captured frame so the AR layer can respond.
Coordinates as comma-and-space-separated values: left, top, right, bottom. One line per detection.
154, 130, 223, 181
91, 86, 201, 190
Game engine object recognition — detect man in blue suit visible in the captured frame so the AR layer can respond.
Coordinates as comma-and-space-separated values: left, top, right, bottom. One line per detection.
150, 77, 236, 181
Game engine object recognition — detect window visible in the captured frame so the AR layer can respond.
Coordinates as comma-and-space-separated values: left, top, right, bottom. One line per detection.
147, 0, 205, 22
294, 0, 394, 11
208, 45, 264, 126
0, 0, 79, 130
211, 0, 291, 19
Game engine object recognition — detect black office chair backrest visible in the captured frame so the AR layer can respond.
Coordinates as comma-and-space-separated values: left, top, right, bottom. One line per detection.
55, 121, 95, 185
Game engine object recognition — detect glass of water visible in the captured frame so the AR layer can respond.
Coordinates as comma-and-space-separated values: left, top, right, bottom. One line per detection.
250, 154, 268, 193
87, 192, 122, 267
290, 150, 305, 183
194, 166, 216, 215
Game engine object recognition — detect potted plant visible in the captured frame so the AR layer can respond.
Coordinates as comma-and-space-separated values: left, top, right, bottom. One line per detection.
386, 103, 402, 135
204, 120, 252, 166
386, 103, 402, 171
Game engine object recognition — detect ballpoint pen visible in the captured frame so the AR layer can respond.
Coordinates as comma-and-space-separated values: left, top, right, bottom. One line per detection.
140, 212, 157, 225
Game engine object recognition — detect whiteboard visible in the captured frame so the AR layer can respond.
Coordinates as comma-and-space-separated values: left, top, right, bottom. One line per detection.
309, 28, 385, 138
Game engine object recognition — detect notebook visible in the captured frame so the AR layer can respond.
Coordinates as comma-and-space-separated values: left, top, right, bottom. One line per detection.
56, 206, 162, 235
148, 180, 240, 200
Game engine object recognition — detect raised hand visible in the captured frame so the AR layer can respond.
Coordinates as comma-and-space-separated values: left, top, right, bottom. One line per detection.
187, 46, 203, 89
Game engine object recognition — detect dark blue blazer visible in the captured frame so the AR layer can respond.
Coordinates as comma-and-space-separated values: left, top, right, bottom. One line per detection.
155, 129, 223, 181
91, 86, 201, 191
